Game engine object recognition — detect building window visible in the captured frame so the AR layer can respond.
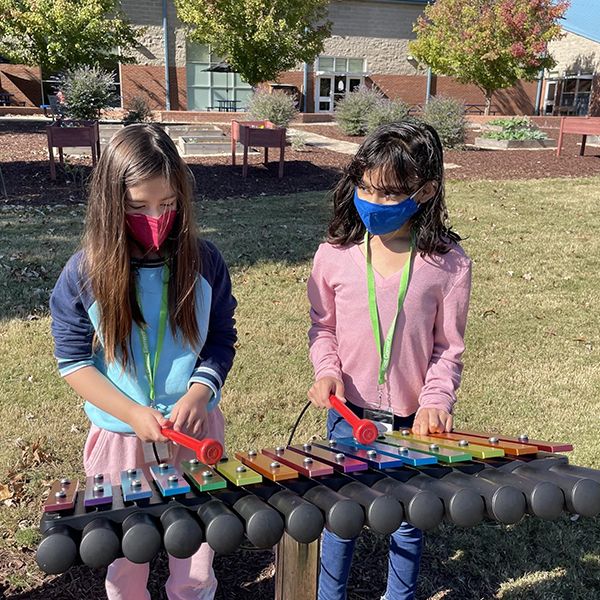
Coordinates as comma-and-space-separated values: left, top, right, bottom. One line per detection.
315, 55, 367, 112
316, 56, 366, 74
558, 71, 593, 116
186, 42, 252, 111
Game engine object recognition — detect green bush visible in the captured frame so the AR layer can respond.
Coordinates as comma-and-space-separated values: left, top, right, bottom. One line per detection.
247, 89, 298, 128
123, 96, 154, 126
335, 85, 382, 136
366, 99, 412, 133
57, 66, 117, 121
421, 96, 466, 149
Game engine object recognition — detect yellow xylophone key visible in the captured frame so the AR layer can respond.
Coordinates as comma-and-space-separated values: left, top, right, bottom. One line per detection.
216, 458, 262, 486
387, 431, 505, 459
235, 450, 298, 482
429, 432, 537, 456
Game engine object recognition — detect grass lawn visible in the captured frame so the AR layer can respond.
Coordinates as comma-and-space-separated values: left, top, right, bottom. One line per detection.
0, 177, 599, 599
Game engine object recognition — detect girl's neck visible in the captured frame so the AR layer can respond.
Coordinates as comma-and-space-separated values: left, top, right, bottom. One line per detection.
129, 241, 163, 261
367, 223, 412, 252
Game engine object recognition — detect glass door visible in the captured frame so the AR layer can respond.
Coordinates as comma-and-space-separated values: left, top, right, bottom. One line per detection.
317, 76, 332, 112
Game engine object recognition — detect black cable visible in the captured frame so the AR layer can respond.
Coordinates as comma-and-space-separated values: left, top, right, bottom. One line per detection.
287, 400, 312, 447
152, 442, 162, 464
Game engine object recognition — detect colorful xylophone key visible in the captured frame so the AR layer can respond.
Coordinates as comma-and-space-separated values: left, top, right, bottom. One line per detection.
235, 450, 299, 481
450, 430, 573, 453
428, 431, 537, 456
312, 439, 411, 468
331, 437, 442, 466
287, 443, 368, 473
181, 459, 227, 492
387, 430, 505, 459
262, 446, 334, 477
373, 435, 472, 463
83, 473, 113, 507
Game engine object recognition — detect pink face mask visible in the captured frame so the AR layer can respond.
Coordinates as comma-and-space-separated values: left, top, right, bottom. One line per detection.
125, 210, 177, 252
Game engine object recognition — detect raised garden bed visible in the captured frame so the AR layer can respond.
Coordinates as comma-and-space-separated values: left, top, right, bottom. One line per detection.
474, 137, 557, 150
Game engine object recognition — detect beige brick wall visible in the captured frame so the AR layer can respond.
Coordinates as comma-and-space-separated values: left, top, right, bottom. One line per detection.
547, 30, 600, 74
323, 0, 425, 75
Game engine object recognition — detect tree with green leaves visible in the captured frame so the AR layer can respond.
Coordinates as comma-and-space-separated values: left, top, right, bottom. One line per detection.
176, 0, 331, 87
410, 0, 569, 114
0, 0, 139, 76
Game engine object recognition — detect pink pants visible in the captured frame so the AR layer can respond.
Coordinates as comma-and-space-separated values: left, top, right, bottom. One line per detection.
83, 409, 226, 600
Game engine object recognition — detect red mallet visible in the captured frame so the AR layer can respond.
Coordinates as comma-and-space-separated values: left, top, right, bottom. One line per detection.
329, 395, 379, 445
160, 427, 223, 465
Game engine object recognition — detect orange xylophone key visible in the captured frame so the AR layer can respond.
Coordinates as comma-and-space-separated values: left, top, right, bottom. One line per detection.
235, 450, 298, 482
429, 432, 537, 456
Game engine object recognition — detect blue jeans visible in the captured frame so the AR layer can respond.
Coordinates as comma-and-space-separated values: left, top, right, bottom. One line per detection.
318, 409, 423, 600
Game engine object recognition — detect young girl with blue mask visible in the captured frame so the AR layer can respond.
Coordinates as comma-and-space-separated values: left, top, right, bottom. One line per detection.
307, 122, 472, 600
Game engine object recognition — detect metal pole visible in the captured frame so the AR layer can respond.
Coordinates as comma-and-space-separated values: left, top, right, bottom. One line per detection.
425, 66, 432, 105
303, 62, 309, 113
162, 0, 171, 111
534, 69, 544, 116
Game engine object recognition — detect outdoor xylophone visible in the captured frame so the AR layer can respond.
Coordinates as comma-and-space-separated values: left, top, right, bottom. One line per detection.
37, 409, 600, 599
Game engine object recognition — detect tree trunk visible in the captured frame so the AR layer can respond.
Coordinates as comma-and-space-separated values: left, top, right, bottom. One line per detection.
484, 91, 493, 116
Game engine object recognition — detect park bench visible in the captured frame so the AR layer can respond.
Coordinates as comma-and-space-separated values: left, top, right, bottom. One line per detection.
556, 116, 600, 157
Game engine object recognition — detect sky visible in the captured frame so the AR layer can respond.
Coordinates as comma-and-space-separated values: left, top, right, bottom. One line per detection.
562, 0, 600, 44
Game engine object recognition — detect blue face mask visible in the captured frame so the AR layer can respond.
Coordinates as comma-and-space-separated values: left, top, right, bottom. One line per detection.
353, 187, 422, 235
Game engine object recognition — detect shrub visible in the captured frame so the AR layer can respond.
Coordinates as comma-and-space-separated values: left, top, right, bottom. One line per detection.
57, 66, 117, 121
421, 96, 466, 149
335, 85, 382, 136
288, 130, 309, 151
247, 89, 298, 128
366, 99, 412, 133
123, 96, 154, 126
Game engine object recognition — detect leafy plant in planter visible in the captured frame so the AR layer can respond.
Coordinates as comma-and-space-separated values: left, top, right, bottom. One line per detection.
248, 89, 299, 128
482, 117, 548, 141
56, 66, 117, 122
46, 67, 115, 179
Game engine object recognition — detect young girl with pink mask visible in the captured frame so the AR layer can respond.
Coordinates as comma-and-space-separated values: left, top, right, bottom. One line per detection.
50, 124, 237, 600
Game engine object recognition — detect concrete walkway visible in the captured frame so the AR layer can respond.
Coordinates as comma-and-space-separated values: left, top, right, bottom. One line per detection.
289, 128, 360, 154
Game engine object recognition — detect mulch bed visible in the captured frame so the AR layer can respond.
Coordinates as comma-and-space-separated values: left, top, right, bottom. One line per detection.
1, 120, 599, 207
294, 123, 600, 181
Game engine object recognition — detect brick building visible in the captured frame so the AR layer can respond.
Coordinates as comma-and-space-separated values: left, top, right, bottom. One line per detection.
1, 0, 599, 117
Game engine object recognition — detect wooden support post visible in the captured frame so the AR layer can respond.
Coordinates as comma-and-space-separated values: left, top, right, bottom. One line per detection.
274, 533, 319, 600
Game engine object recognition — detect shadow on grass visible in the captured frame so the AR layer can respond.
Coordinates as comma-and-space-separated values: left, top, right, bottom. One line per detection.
0, 190, 332, 320
3, 549, 275, 600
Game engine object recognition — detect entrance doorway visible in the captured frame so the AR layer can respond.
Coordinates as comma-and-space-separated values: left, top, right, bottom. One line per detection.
316, 75, 363, 112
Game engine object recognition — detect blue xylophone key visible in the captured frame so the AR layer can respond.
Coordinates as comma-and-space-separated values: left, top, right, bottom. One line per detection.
336, 437, 438, 467
312, 439, 405, 469
120, 468, 153, 502
150, 463, 190, 497
84, 473, 113, 507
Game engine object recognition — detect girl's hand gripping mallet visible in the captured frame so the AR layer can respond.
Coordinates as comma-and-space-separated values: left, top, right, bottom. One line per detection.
160, 426, 223, 465
329, 395, 379, 445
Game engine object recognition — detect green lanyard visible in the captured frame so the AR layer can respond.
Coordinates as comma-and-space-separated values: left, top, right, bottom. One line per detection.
136, 265, 169, 405
365, 231, 413, 385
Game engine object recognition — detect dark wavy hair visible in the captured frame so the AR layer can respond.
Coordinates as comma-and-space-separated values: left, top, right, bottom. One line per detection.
327, 121, 461, 255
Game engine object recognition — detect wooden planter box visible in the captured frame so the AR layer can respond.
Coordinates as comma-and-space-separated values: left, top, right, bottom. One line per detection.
231, 120, 287, 178
474, 137, 557, 150
46, 120, 101, 180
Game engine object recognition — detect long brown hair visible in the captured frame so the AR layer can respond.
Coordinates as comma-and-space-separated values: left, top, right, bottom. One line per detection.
328, 122, 461, 255
83, 123, 201, 366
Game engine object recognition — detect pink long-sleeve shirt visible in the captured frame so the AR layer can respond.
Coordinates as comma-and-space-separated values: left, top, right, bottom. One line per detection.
308, 241, 472, 416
